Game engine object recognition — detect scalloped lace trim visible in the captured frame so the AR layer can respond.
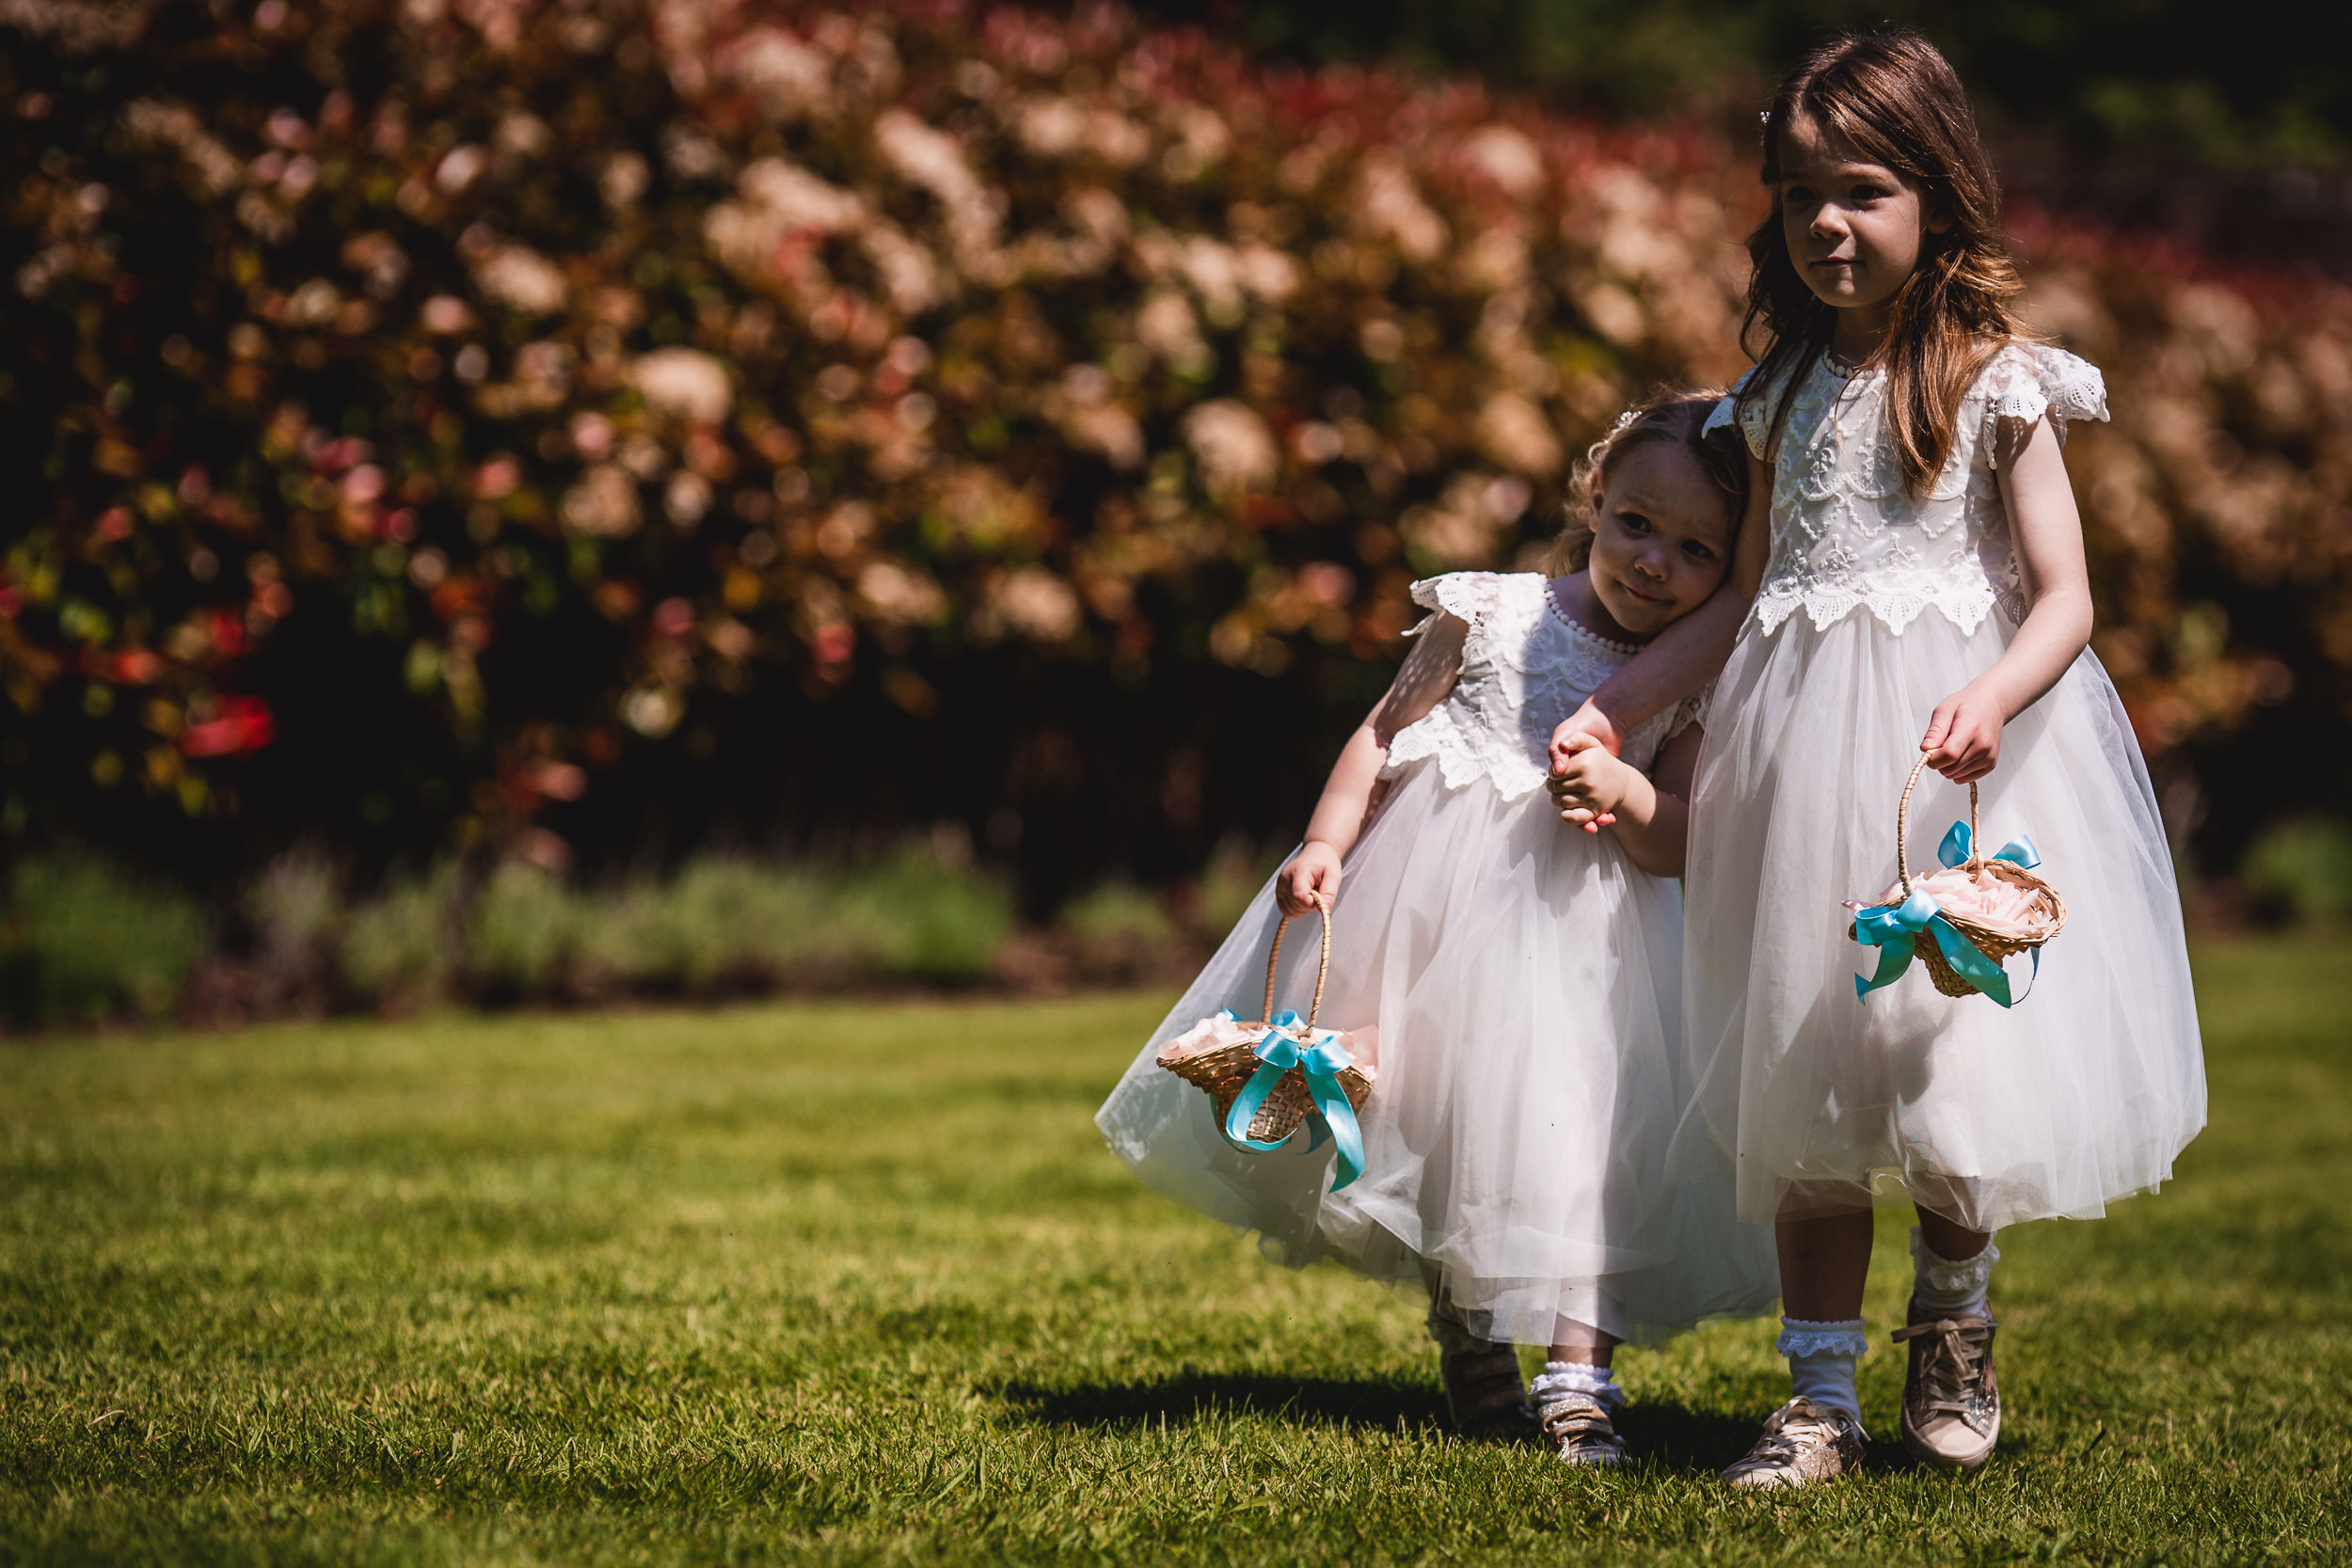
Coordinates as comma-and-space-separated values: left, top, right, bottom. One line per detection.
1911, 1229, 2001, 1294
1533, 1362, 1626, 1410
1753, 578, 1998, 638
1775, 1319, 1872, 1359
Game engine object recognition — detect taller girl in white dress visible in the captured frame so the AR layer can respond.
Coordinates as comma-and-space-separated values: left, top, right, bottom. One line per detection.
1546, 32, 2204, 1486
1097, 392, 1779, 1467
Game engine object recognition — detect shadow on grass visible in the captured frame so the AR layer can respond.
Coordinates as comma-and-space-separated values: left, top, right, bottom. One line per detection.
1610, 1402, 1771, 1470
994, 1372, 1450, 1433
994, 1373, 1762, 1470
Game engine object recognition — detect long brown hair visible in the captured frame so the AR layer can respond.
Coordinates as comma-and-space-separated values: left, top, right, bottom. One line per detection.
1547, 388, 1747, 574
1740, 31, 2029, 495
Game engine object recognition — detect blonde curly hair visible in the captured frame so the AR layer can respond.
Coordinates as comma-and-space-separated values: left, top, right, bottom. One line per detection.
1544, 388, 1748, 575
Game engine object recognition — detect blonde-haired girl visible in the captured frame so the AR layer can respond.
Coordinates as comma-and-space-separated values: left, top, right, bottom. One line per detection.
1100, 390, 1777, 1466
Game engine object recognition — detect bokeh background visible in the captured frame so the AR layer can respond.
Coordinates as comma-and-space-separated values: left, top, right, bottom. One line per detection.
6, 0, 2350, 1027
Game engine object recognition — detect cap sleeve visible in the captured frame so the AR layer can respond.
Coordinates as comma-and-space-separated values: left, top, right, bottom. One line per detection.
1701, 382, 1743, 449
1712, 362, 1787, 462
1980, 343, 2109, 464
1660, 680, 1713, 752
1406, 571, 1505, 632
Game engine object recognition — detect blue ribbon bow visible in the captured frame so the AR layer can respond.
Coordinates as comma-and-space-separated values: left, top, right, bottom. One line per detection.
1851, 826, 2043, 1007
1220, 1008, 1368, 1190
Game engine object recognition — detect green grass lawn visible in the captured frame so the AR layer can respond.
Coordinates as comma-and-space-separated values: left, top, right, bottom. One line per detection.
3, 942, 2347, 1565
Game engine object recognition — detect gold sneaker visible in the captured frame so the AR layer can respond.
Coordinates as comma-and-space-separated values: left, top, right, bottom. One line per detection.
1721, 1397, 1868, 1490
1892, 1306, 2000, 1471
1536, 1391, 1627, 1467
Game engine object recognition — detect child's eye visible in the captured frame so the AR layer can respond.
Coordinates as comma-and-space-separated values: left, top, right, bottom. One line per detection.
1850, 182, 1885, 202
1616, 511, 1653, 533
1682, 540, 1716, 561
1782, 183, 1814, 205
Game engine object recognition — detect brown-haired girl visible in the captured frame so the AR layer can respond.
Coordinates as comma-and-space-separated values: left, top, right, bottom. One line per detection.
1546, 32, 2204, 1486
1098, 391, 1776, 1467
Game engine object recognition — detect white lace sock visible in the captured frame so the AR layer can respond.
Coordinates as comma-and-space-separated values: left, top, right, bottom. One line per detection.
1911, 1227, 1999, 1319
1531, 1359, 1623, 1410
1777, 1317, 1868, 1423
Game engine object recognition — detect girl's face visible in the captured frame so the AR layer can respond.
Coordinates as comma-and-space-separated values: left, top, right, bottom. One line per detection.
1582, 441, 1736, 640
1775, 113, 1947, 327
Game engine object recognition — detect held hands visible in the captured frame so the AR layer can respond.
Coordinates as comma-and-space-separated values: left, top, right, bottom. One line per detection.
1922, 681, 2006, 783
1278, 840, 1343, 917
1548, 702, 1626, 832
1547, 732, 1632, 833
1548, 702, 1625, 770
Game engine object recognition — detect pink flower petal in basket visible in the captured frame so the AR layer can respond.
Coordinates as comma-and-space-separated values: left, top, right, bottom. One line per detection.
1167, 1013, 1261, 1054
1876, 867, 2047, 940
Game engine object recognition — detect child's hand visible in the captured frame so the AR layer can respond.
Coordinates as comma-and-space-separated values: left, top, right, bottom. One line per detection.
1922, 682, 2005, 783
1549, 702, 1625, 769
1549, 706, 1624, 832
1547, 732, 1627, 834
1278, 841, 1343, 917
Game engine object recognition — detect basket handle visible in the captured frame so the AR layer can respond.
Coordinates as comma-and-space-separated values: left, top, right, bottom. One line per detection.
1263, 890, 1333, 1031
1896, 753, 1980, 895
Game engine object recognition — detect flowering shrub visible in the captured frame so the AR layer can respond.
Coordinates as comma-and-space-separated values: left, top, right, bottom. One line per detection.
2, 0, 2345, 895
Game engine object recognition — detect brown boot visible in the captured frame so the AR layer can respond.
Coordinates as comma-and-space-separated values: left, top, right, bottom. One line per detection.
1426, 1296, 1534, 1433
1891, 1304, 2001, 1472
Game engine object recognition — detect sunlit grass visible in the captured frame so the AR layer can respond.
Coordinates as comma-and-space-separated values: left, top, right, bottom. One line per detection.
1, 939, 2345, 1563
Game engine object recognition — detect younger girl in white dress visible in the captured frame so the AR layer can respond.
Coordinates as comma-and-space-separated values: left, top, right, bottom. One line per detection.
1097, 391, 1779, 1466
1546, 33, 2205, 1486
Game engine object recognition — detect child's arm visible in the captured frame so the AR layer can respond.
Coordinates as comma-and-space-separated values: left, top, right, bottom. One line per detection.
1553, 451, 1768, 766
1918, 415, 2094, 783
1549, 723, 1704, 878
1277, 612, 1468, 916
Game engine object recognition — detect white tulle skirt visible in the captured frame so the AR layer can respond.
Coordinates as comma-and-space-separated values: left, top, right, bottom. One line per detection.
1675, 608, 2207, 1230
1096, 759, 1781, 1347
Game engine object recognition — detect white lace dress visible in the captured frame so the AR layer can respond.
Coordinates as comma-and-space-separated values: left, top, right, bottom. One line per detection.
1096, 572, 1780, 1347
1680, 342, 2207, 1229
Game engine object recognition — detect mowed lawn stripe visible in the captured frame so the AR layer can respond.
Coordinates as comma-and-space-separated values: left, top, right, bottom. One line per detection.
1, 947, 2346, 1564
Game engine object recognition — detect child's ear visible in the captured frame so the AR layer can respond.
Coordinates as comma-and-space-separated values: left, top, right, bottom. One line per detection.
1926, 194, 1955, 236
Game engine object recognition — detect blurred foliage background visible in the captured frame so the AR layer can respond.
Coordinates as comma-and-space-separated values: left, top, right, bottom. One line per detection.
1167, 0, 2352, 169
3, 0, 2349, 1025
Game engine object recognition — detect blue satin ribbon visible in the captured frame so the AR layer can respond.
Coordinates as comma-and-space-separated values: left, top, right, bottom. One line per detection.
1852, 825, 2044, 1007
1937, 821, 2042, 876
1221, 1008, 1368, 1190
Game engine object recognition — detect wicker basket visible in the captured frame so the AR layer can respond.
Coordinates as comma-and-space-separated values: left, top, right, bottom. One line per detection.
1890, 754, 2068, 997
1155, 891, 1373, 1145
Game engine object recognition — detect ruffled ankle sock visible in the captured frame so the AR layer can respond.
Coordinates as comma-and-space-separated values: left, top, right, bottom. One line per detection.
1910, 1227, 1999, 1319
1776, 1317, 1868, 1423
1532, 1360, 1623, 1410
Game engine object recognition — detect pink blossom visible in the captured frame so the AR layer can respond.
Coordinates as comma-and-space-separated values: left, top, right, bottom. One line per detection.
629, 347, 732, 424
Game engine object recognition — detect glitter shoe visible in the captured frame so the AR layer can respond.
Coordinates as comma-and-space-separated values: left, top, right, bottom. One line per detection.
1721, 1397, 1867, 1490
1892, 1305, 2000, 1472
1536, 1391, 1626, 1467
